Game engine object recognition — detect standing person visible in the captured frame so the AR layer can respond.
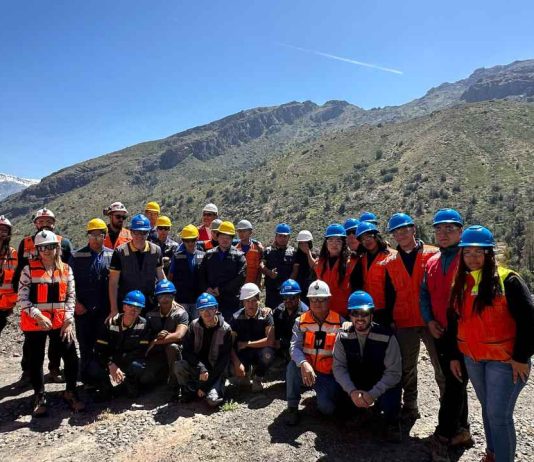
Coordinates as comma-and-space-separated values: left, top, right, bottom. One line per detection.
448, 225, 534, 462
344, 218, 361, 255
285, 280, 344, 425
17, 231, 84, 416
359, 211, 378, 225
102, 201, 131, 250
144, 201, 161, 242
174, 293, 233, 406
262, 223, 296, 309
235, 220, 264, 285
420, 208, 472, 461
333, 291, 402, 442
69, 219, 113, 385
0, 216, 18, 337
383, 213, 445, 422
198, 203, 219, 242
150, 216, 179, 274
290, 230, 317, 304
315, 223, 357, 317
108, 214, 165, 318
198, 221, 246, 321
168, 224, 205, 322
199, 218, 221, 252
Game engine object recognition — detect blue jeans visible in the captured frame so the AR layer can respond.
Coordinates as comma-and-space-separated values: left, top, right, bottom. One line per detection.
286, 360, 341, 415
465, 356, 529, 462
237, 347, 275, 377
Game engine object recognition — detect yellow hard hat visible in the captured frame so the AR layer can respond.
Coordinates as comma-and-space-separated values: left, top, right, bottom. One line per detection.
180, 224, 199, 240
156, 216, 172, 227
87, 218, 107, 232
217, 221, 236, 236
145, 201, 161, 213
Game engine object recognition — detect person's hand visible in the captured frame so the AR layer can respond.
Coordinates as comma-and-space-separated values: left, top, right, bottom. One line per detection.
300, 361, 316, 387
162, 257, 170, 266
109, 363, 125, 384
450, 360, 463, 382
199, 371, 209, 382
61, 322, 75, 343
269, 268, 278, 280
428, 320, 444, 339
197, 389, 206, 398
234, 362, 246, 378
213, 287, 220, 297
206, 288, 216, 295
74, 301, 87, 316
36, 313, 52, 330
507, 359, 530, 384
157, 330, 169, 342
105, 310, 118, 325
342, 321, 352, 330
350, 390, 374, 408
261, 307, 273, 317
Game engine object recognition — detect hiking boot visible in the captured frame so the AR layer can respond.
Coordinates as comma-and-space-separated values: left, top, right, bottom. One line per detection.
384, 421, 402, 444
401, 406, 421, 421
47, 368, 64, 384
285, 407, 300, 426
449, 428, 474, 447
63, 390, 85, 412
431, 434, 451, 462
32, 393, 47, 417
251, 376, 264, 392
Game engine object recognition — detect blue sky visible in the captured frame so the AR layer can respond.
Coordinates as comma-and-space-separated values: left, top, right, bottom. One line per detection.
1, 0, 532, 179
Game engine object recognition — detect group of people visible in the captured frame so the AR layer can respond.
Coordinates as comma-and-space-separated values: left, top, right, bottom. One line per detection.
0, 200, 532, 462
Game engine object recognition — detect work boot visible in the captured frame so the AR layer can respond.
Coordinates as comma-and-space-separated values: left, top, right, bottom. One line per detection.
251, 376, 264, 392
449, 428, 474, 447
430, 434, 451, 462
285, 407, 300, 426
32, 393, 47, 417
63, 390, 85, 413
47, 368, 64, 384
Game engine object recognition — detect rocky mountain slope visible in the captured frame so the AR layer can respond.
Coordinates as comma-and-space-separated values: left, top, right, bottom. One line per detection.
0, 174, 39, 201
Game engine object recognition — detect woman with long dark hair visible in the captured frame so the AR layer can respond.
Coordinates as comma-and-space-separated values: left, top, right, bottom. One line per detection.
290, 230, 317, 303
448, 225, 534, 462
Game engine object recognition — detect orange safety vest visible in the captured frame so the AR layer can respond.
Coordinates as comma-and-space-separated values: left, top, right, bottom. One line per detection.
299, 310, 342, 374
19, 260, 69, 332
236, 241, 262, 284
103, 227, 132, 250
361, 249, 396, 311
456, 267, 516, 362
316, 256, 357, 317
198, 225, 211, 242
386, 244, 439, 328
23, 234, 63, 260
202, 240, 215, 251
0, 247, 18, 310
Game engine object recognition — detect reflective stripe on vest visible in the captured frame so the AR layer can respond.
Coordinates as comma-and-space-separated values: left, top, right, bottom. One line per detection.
0, 247, 18, 310
457, 267, 516, 361
236, 242, 262, 283
361, 250, 395, 310
316, 257, 357, 317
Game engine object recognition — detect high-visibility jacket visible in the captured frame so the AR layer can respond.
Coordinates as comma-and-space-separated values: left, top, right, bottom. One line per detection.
316, 256, 357, 317
22, 234, 63, 260
103, 226, 131, 250
236, 241, 263, 284
299, 310, 342, 374
456, 267, 516, 362
361, 250, 396, 311
198, 225, 211, 242
425, 251, 460, 328
386, 245, 439, 328
19, 260, 69, 331
0, 247, 18, 310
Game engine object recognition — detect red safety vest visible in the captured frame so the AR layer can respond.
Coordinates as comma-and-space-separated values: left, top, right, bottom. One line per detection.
0, 247, 18, 310
361, 249, 396, 311
236, 241, 262, 284
386, 244, 439, 328
23, 234, 63, 260
198, 225, 211, 242
456, 267, 516, 361
103, 227, 132, 250
316, 257, 357, 317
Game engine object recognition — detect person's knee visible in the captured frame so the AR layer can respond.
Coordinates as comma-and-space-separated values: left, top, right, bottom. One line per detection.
317, 398, 336, 416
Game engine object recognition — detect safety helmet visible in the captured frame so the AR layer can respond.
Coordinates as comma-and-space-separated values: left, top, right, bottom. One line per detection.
280, 279, 302, 296
347, 291, 375, 311
359, 211, 378, 225
203, 203, 219, 214
210, 219, 222, 231
356, 221, 379, 238
275, 223, 291, 235
34, 230, 59, 247
145, 201, 161, 213
196, 292, 218, 310
123, 290, 146, 309
324, 223, 346, 238
296, 230, 313, 242
217, 221, 236, 236
180, 224, 199, 240
240, 283, 261, 300
156, 216, 172, 227
343, 218, 360, 232
432, 208, 463, 226
86, 218, 107, 232
155, 279, 177, 296
459, 225, 495, 248
236, 219, 253, 231
130, 214, 151, 232
387, 213, 415, 233
307, 280, 331, 298
33, 208, 56, 223
0, 215, 12, 230
107, 202, 128, 215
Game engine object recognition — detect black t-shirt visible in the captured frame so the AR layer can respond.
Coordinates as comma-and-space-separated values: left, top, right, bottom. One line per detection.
109, 243, 163, 271
199, 323, 217, 365
230, 308, 274, 342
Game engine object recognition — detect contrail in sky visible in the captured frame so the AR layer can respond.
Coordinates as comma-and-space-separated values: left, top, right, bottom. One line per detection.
278, 43, 403, 75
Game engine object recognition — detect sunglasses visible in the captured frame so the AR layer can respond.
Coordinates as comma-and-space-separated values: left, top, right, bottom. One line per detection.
157, 227, 170, 231
349, 311, 372, 318
37, 244, 58, 251
113, 215, 127, 220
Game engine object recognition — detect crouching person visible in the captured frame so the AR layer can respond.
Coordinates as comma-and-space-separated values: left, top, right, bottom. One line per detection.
89, 290, 150, 401
333, 291, 402, 442
285, 280, 343, 425
174, 293, 232, 406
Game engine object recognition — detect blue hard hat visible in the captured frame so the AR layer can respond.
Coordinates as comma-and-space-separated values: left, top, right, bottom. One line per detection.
343, 218, 360, 231
387, 213, 415, 233
196, 292, 218, 310
359, 211, 378, 224
155, 280, 177, 296
324, 223, 346, 238
130, 213, 151, 232
347, 290, 375, 311
275, 223, 291, 235
356, 221, 379, 238
123, 290, 146, 309
459, 225, 495, 248
432, 208, 463, 226
280, 279, 302, 296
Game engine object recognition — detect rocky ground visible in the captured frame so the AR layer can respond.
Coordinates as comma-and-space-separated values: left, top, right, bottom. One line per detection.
0, 314, 532, 462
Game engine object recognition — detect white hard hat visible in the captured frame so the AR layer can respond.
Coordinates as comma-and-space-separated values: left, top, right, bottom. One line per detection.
240, 283, 261, 300
297, 230, 313, 242
0, 215, 12, 229
307, 280, 331, 298
236, 219, 253, 230
109, 201, 128, 214
33, 208, 55, 222
34, 230, 59, 247
203, 203, 219, 214
210, 218, 222, 231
